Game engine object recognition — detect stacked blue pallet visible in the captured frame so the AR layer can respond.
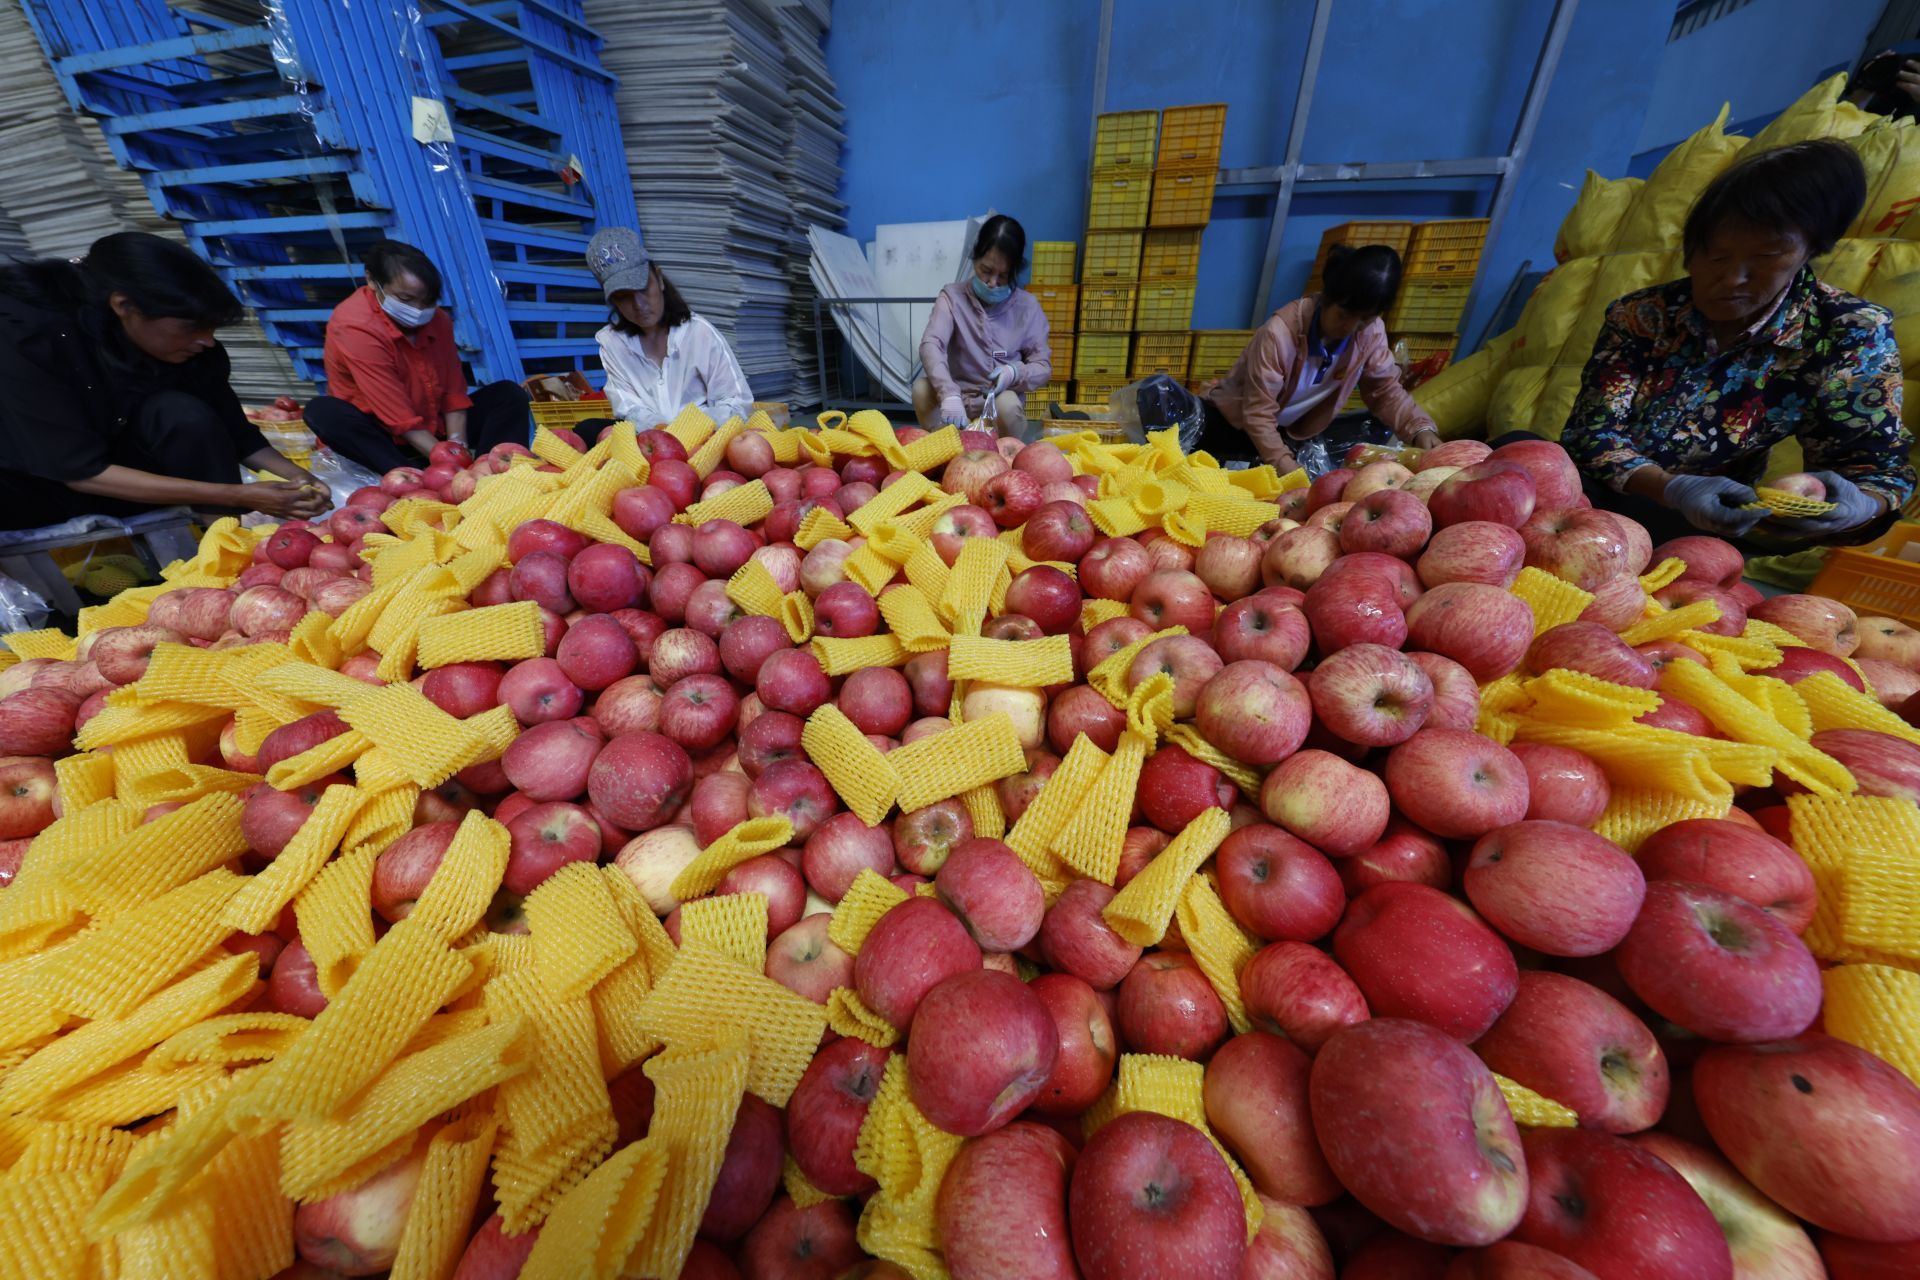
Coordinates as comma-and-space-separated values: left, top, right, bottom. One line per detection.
18, 0, 639, 391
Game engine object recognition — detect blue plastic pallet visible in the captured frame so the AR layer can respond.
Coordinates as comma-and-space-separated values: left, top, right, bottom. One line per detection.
19, 0, 639, 390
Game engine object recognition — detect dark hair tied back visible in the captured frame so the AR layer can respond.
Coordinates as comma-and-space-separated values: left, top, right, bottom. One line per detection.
1320, 243, 1404, 316
364, 240, 444, 304
972, 215, 1028, 278
1683, 139, 1866, 261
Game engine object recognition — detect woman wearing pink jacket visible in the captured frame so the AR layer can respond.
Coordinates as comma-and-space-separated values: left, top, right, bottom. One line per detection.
913, 216, 1053, 439
1202, 244, 1441, 472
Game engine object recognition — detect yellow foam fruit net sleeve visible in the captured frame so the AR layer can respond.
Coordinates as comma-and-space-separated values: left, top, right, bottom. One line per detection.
886, 712, 1026, 811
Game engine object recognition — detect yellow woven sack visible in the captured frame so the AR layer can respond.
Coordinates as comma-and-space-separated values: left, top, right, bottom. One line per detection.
1413, 332, 1518, 440
1530, 365, 1586, 441
1814, 238, 1888, 295
1555, 172, 1643, 263
1562, 251, 1685, 370
1486, 365, 1552, 439
1508, 258, 1600, 369
1749, 74, 1875, 151
1612, 105, 1746, 252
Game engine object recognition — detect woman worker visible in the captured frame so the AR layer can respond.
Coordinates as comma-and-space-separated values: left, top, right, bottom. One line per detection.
914, 215, 1052, 438
1200, 244, 1441, 472
1561, 140, 1913, 546
306, 240, 532, 472
0, 232, 326, 530
580, 227, 752, 438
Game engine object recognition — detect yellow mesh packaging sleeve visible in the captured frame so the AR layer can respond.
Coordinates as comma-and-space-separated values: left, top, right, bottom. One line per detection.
254, 661, 372, 711
518, 1135, 668, 1280
1620, 599, 1722, 646
41, 869, 243, 1020
670, 816, 796, 901
277, 1021, 525, 1202
847, 472, 933, 536
531, 424, 587, 467
778, 590, 814, 644
527, 862, 639, 1002
940, 537, 1011, 626
1495, 1073, 1580, 1127
406, 811, 511, 939
877, 586, 952, 652
147, 1012, 308, 1071
675, 479, 773, 528
843, 542, 897, 595
1087, 625, 1187, 708
961, 784, 1005, 841
0, 1170, 109, 1279
1840, 838, 1920, 959
828, 869, 909, 955
625, 1036, 752, 1279
894, 489, 966, 544
1508, 567, 1587, 633
1523, 668, 1662, 726
1103, 808, 1232, 947
888, 713, 1026, 810
826, 986, 900, 1047
902, 540, 951, 601
1177, 875, 1259, 1034
802, 705, 901, 826
57, 792, 247, 917
813, 633, 908, 675
231, 920, 471, 1125
484, 971, 616, 1223
633, 941, 827, 1105
1006, 735, 1107, 880
947, 634, 1074, 686
794, 506, 855, 549
678, 893, 771, 973
0, 953, 257, 1115
686, 415, 745, 478
52, 752, 116, 814
340, 684, 487, 789
901, 425, 962, 474
416, 602, 548, 668
1798, 670, 1920, 746
725, 559, 786, 618
1659, 660, 1853, 794
1594, 786, 1729, 854
1126, 671, 1177, 746
1055, 731, 1148, 883
389, 1112, 499, 1280
4, 629, 75, 661
1822, 964, 1920, 1085
220, 784, 363, 934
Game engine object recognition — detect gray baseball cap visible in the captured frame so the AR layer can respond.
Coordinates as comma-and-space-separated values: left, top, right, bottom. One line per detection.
586, 227, 652, 298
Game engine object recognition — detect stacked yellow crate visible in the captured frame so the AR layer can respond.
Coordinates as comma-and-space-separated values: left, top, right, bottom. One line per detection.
1188, 330, 1252, 394
1304, 220, 1415, 295
1387, 218, 1488, 367
1077, 111, 1157, 401
1141, 104, 1225, 388
1029, 240, 1077, 404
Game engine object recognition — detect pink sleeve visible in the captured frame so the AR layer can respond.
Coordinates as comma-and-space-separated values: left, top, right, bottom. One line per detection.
1356, 334, 1437, 443
1016, 301, 1051, 391
920, 291, 961, 402
1240, 321, 1297, 466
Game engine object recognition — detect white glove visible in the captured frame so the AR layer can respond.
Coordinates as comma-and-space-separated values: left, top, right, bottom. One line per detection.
988, 364, 1018, 397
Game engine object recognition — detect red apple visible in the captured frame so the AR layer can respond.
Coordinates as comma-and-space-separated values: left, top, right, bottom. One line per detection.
1408, 650, 1482, 732
1005, 565, 1083, 636
501, 716, 603, 802
1302, 568, 1406, 653
1798, 728, 1920, 804
1509, 742, 1611, 826
1429, 461, 1538, 529
1655, 580, 1747, 637
1131, 569, 1217, 642
1339, 816, 1452, 896
1213, 595, 1311, 671
1404, 583, 1534, 681
1204, 1031, 1340, 1205
1521, 508, 1631, 590
293, 1142, 427, 1274
1341, 488, 1433, 559
1527, 621, 1657, 688
1335, 883, 1519, 1041
1819, 1233, 1920, 1278
1652, 535, 1745, 590
1194, 659, 1311, 765
1749, 594, 1859, 656
1260, 750, 1389, 856
937, 1121, 1079, 1279
910, 968, 1058, 1135
765, 912, 854, 1004
891, 795, 973, 875
944, 449, 1011, 506
1310, 1018, 1527, 1245
1633, 819, 1816, 934
1024, 500, 1097, 562
500, 657, 583, 726
587, 731, 692, 832
1216, 823, 1343, 942
1615, 880, 1822, 1042
1048, 684, 1127, 754
1385, 727, 1529, 840
1309, 644, 1433, 747
1631, 1132, 1826, 1280
1068, 1111, 1248, 1280
450, 1214, 538, 1280
1489, 439, 1583, 509
1418, 521, 1527, 589
1117, 952, 1229, 1060
1475, 970, 1669, 1134
787, 1038, 890, 1195
1262, 527, 1343, 591
1080, 536, 1155, 601
503, 801, 601, 896
982, 470, 1045, 529
1191, 534, 1264, 601
1137, 744, 1230, 832
854, 895, 980, 1028
1029, 973, 1117, 1116
1239, 939, 1369, 1052
1511, 1127, 1732, 1280
746, 759, 835, 842
1039, 879, 1142, 990
935, 837, 1044, 952
1756, 645, 1868, 692
1464, 820, 1645, 956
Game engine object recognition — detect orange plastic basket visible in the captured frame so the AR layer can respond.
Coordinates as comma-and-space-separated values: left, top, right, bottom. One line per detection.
1808, 523, 1920, 628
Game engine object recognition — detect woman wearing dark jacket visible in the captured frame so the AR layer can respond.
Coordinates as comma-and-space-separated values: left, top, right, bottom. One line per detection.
0, 232, 325, 530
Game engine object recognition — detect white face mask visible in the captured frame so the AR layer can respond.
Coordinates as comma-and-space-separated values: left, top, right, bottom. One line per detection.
379, 291, 437, 329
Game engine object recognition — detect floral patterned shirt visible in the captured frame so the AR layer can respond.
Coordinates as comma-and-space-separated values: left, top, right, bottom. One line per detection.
1562, 269, 1914, 507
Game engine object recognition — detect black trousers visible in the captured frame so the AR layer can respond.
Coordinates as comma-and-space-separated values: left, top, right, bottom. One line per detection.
1197, 398, 1259, 465
573, 417, 618, 446
305, 380, 531, 474
0, 389, 264, 530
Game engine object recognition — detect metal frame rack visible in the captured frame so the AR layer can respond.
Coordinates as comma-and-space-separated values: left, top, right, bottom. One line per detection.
1085, 0, 1577, 340
18, 0, 638, 389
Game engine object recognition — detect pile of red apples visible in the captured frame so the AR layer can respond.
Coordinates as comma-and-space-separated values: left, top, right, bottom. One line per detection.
2, 424, 1918, 1280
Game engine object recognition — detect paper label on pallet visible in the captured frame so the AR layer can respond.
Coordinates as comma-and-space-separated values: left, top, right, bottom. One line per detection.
411, 98, 454, 145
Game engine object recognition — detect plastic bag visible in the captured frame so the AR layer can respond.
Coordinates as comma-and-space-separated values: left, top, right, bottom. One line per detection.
1291, 415, 1400, 480
306, 448, 383, 507
0, 573, 50, 633
1849, 119, 1920, 237
1413, 332, 1518, 440
1104, 376, 1203, 452
1556, 172, 1642, 263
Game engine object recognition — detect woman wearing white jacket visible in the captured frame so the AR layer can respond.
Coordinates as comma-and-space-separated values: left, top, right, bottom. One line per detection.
581, 228, 752, 434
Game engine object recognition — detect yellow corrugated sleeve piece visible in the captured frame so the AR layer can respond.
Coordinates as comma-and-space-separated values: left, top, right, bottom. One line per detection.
675, 479, 773, 528
1006, 734, 1107, 880
888, 713, 1027, 810
687, 416, 746, 477
389, 1113, 499, 1280
1084, 1053, 1263, 1241
624, 1036, 751, 1278
406, 811, 511, 939
4, 629, 76, 661
1054, 731, 1148, 883
416, 601, 548, 668
38, 870, 241, 1021
527, 862, 639, 1001
1523, 668, 1662, 726
1087, 625, 1187, 708
901, 426, 962, 474
1823, 964, 1920, 1085
795, 506, 855, 549
801, 705, 901, 827
664, 404, 716, 451
56, 791, 247, 916
1619, 599, 1723, 646
725, 559, 786, 618
847, 472, 934, 536
828, 869, 909, 955
940, 537, 1012, 628
843, 542, 898, 595
1594, 786, 1729, 854
1177, 875, 1258, 1034
1509, 567, 1588, 633
778, 591, 814, 644
52, 752, 116, 814
678, 893, 770, 972
1799, 670, 1920, 746
1659, 660, 1853, 795
672, 816, 797, 901
960, 784, 1005, 840
340, 683, 486, 789
947, 634, 1074, 686
813, 634, 908, 675
632, 941, 827, 1106
518, 1135, 668, 1280
1638, 557, 1687, 593
1104, 808, 1233, 946
877, 586, 952, 652
220, 784, 364, 934
1495, 1073, 1580, 1127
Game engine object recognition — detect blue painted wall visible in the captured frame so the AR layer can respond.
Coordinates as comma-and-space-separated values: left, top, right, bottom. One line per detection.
1635, 0, 1882, 159
825, 0, 1674, 347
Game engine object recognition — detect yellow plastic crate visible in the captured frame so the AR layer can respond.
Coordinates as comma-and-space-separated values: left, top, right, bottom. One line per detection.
1307, 221, 1415, 290
1083, 232, 1145, 280
1074, 379, 1129, 404
1387, 281, 1472, 332
1157, 104, 1228, 169
1405, 218, 1490, 279
1073, 333, 1131, 380
1393, 332, 1459, 365
1129, 332, 1193, 379
1134, 281, 1197, 331
1190, 329, 1253, 379
1092, 110, 1160, 170
1089, 172, 1153, 230
1033, 382, 1073, 413
1046, 330, 1076, 376
1149, 166, 1216, 227
1079, 284, 1139, 332
1027, 283, 1079, 333
531, 400, 611, 431
1142, 229, 1203, 281
1030, 241, 1076, 284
